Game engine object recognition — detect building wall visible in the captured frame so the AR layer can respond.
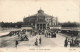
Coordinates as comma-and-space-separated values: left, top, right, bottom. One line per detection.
23, 10, 58, 28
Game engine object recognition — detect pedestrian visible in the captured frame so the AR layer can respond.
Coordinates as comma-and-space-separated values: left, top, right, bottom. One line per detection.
54, 33, 56, 37
70, 41, 72, 47
15, 40, 18, 48
71, 34, 73, 37
45, 33, 46, 37
39, 32, 40, 35
47, 33, 48, 38
64, 37, 68, 47
50, 32, 52, 38
74, 38, 77, 47
71, 38, 74, 47
35, 32, 36, 36
76, 41, 79, 47
21, 34, 23, 41
35, 38, 38, 46
49, 32, 50, 38
39, 37, 41, 44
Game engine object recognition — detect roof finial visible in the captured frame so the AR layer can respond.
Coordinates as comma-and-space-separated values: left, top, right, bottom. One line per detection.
40, 7, 42, 10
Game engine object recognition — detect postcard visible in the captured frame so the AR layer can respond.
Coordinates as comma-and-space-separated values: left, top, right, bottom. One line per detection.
0, 0, 80, 52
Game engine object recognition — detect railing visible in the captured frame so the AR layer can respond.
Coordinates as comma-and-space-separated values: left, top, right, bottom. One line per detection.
61, 27, 80, 31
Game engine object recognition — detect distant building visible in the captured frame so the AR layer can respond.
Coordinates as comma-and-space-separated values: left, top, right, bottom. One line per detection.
23, 9, 58, 31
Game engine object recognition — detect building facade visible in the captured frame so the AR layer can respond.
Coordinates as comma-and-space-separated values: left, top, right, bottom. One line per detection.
23, 9, 58, 31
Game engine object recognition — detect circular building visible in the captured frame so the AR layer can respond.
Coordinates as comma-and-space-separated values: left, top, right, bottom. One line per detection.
23, 9, 58, 31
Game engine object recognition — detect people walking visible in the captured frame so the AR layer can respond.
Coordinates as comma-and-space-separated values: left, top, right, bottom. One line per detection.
64, 37, 68, 47
15, 40, 18, 48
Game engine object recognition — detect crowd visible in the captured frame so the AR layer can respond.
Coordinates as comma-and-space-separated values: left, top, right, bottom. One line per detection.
45, 30, 57, 38
64, 36, 80, 47
8, 29, 29, 47
45, 32, 56, 38
8, 29, 29, 41
7, 29, 57, 47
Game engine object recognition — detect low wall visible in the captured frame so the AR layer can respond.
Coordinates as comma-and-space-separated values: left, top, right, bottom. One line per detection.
61, 30, 79, 36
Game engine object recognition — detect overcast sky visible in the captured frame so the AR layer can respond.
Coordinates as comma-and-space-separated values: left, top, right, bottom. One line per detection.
0, 0, 80, 23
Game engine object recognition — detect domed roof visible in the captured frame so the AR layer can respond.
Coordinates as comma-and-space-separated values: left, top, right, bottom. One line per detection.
38, 9, 44, 13
25, 9, 53, 18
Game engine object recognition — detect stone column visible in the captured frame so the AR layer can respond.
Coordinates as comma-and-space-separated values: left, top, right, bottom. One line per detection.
42, 24, 43, 30
39, 24, 40, 30
35, 24, 37, 30
46, 24, 47, 29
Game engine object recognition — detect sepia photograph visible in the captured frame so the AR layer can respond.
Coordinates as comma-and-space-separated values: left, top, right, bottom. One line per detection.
0, 0, 80, 52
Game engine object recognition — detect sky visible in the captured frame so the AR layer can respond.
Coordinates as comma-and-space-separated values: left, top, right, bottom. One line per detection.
0, 0, 80, 23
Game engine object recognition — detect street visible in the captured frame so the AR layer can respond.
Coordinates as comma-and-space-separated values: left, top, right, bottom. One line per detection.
0, 32, 67, 48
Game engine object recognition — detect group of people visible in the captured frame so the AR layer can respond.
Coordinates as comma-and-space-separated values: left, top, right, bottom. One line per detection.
14, 29, 43, 47
8, 29, 30, 48
64, 37, 79, 47
8, 29, 29, 41
9, 29, 57, 47
45, 32, 56, 38
31, 30, 42, 46
35, 36, 42, 46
